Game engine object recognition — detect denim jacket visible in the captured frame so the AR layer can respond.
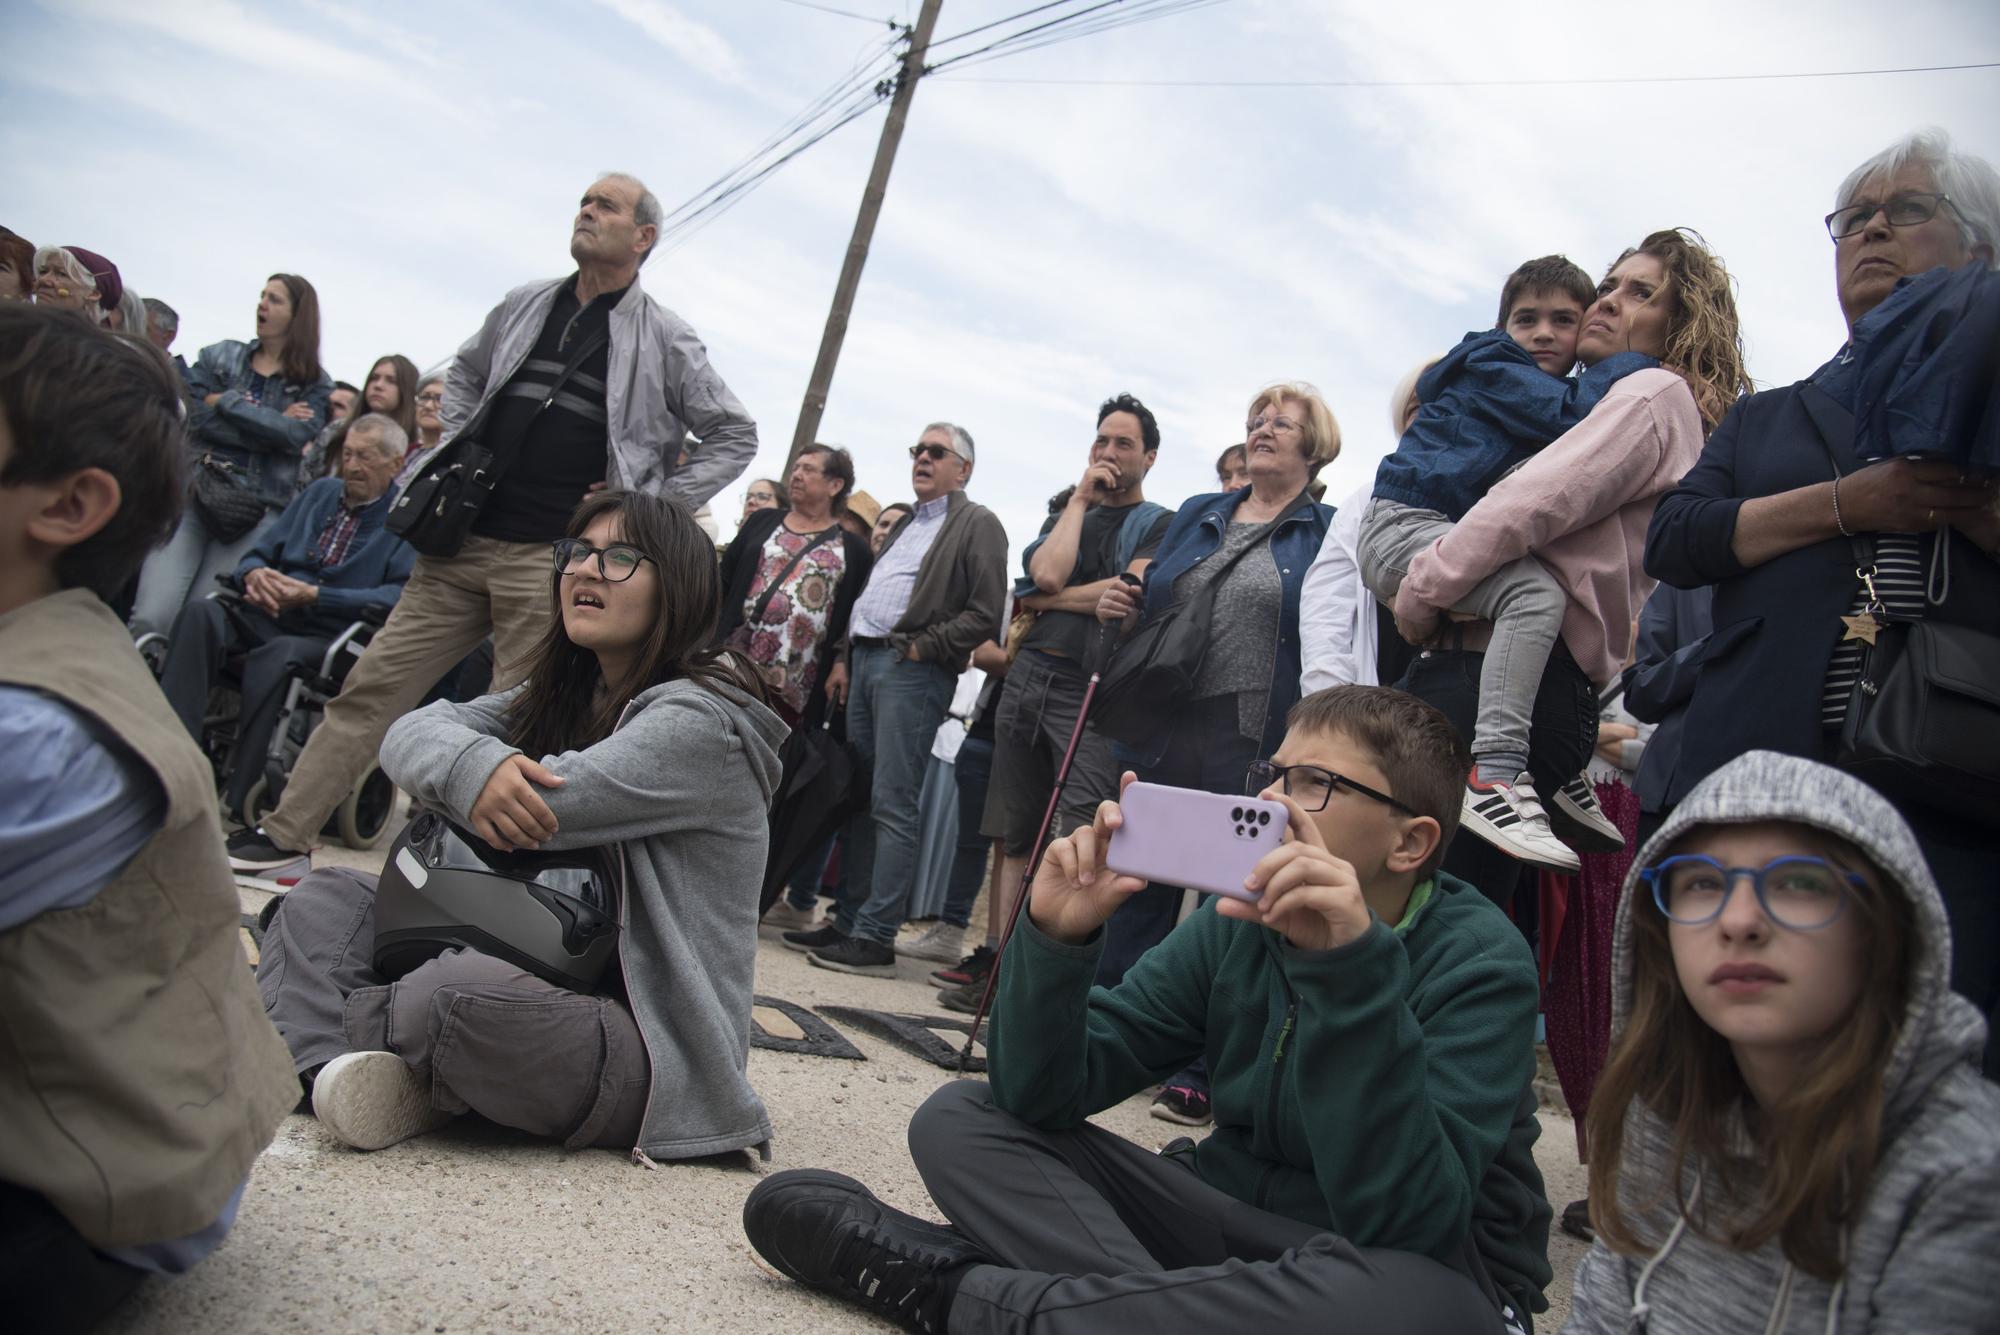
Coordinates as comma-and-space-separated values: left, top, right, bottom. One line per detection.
184, 339, 333, 509
1373, 329, 1656, 521
1125, 488, 1333, 764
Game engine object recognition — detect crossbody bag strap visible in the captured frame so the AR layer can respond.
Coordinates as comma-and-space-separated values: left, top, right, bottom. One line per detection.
478, 323, 612, 489
747, 523, 840, 625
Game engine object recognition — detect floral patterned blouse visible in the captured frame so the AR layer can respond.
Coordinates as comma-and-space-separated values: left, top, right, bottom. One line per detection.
727, 523, 848, 718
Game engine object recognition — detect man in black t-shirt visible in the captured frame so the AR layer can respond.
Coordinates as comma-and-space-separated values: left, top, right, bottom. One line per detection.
915, 395, 1169, 975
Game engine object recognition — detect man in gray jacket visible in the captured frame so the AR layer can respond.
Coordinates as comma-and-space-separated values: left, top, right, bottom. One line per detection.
785, 422, 1008, 976
230, 174, 756, 875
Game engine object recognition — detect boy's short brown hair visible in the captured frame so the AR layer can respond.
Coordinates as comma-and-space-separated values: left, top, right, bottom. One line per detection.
1286, 685, 1469, 880
1495, 254, 1594, 328
0, 305, 185, 598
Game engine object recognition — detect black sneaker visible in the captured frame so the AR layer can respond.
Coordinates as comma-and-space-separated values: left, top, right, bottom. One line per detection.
742, 1169, 988, 1334
928, 944, 995, 989
227, 826, 311, 875
782, 922, 847, 954
936, 979, 984, 1015
807, 936, 898, 978
1149, 1083, 1213, 1126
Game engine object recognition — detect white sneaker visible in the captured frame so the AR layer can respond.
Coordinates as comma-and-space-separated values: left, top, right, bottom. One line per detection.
310, 1051, 453, 1151
760, 900, 824, 933
1461, 771, 1581, 873
898, 918, 967, 964
1549, 775, 1626, 854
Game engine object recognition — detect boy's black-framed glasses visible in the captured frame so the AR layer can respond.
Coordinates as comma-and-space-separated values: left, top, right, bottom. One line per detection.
552, 538, 653, 582
1640, 854, 1862, 931
1244, 760, 1414, 815
1824, 192, 1960, 240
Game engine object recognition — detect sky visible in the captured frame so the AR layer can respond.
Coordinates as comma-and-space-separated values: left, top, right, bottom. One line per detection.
5, 0, 1998, 558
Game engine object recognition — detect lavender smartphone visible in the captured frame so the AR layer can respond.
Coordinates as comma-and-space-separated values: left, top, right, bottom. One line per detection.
1104, 783, 1289, 903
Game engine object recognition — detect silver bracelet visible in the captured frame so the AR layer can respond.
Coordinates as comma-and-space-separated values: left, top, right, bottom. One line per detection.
1831, 475, 1854, 538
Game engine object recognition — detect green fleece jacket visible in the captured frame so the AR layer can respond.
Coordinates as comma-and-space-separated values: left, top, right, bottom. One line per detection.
988, 873, 1554, 1321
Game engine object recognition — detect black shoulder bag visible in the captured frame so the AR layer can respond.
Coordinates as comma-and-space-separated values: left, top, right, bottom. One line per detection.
1820, 440, 2000, 823
387, 325, 610, 558
1090, 496, 1308, 747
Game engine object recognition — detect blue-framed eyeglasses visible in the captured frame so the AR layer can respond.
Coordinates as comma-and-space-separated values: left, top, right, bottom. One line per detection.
1639, 855, 1863, 931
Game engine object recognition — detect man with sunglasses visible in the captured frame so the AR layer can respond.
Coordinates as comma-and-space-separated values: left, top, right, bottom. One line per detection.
229, 173, 756, 877
1646, 127, 2000, 1074
786, 422, 1008, 976
747, 685, 1552, 1334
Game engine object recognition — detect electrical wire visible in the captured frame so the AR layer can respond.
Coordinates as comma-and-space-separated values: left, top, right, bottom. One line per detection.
929, 0, 1225, 72
762, 0, 898, 24
934, 59, 2000, 87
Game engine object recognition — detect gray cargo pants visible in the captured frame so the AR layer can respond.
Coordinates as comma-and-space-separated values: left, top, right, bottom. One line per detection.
1356, 498, 1567, 763
910, 1081, 1519, 1335
256, 867, 649, 1150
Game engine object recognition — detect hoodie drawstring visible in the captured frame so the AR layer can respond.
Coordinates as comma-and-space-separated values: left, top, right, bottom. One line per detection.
1822, 1228, 1850, 1335
1629, 1179, 1700, 1331
1762, 1262, 1796, 1335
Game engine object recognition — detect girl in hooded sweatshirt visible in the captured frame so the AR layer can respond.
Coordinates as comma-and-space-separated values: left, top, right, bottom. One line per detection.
257, 490, 790, 1163
1564, 751, 2000, 1334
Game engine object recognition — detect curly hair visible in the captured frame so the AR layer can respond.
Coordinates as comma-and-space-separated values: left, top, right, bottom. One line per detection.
1608, 229, 1752, 434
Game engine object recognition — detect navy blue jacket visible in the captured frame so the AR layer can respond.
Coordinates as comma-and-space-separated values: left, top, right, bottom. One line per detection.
236, 479, 414, 629
1128, 488, 1333, 762
1643, 374, 2000, 806
1842, 262, 2000, 473
1373, 330, 1656, 521
185, 339, 334, 508
1621, 583, 1712, 815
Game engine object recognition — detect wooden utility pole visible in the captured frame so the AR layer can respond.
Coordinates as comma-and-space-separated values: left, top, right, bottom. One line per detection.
784, 0, 943, 472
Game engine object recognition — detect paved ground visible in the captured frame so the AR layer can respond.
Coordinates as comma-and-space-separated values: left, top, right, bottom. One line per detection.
108, 815, 1590, 1333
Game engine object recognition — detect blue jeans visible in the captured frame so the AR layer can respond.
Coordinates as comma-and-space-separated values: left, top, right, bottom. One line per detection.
941, 733, 996, 930
130, 506, 279, 637
837, 645, 958, 946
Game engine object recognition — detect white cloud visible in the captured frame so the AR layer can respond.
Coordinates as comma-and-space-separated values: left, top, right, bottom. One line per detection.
588, 0, 749, 87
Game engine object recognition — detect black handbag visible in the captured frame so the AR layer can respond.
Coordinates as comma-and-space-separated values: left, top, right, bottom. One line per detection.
1090, 496, 1309, 747
190, 454, 269, 542
387, 325, 610, 558
1833, 538, 2000, 824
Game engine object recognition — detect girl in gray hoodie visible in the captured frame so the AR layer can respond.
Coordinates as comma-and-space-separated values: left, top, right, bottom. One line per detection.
1564, 750, 1999, 1334
263, 490, 789, 1164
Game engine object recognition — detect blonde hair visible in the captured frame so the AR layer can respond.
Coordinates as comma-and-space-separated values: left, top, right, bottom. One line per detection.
1608, 229, 1752, 434
1248, 381, 1340, 474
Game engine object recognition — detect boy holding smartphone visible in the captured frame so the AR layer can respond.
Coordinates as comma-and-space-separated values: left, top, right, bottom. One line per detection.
744, 685, 1551, 1335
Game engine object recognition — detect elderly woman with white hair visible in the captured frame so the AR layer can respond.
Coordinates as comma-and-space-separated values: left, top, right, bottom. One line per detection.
30, 244, 121, 322
1645, 127, 2000, 1075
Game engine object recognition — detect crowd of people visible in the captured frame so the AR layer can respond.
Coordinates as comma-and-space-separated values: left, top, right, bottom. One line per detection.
3, 126, 1998, 1335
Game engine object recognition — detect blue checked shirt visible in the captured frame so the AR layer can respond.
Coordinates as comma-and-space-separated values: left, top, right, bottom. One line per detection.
847, 494, 951, 641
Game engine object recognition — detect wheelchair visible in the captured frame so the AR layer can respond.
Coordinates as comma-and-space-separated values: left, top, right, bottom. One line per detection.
134, 576, 399, 850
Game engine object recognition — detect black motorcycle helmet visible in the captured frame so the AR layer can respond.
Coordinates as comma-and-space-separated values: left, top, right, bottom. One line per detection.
373, 811, 621, 994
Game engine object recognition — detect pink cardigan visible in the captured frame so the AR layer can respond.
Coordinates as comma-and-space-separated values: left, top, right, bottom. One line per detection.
1393, 368, 1705, 687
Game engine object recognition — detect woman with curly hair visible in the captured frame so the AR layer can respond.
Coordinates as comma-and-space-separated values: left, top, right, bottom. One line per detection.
1390, 228, 1749, 911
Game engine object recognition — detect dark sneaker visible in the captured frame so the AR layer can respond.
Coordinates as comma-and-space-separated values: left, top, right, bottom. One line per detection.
227, 826, 310, 873
929, 944, 995, 990
782, 922, 848, 954
1548, 775, 1626, 854
807, 936, 898, 978
936, 979, 984, 1015
1560, 1197, 1595, 1242
742, 1169, 988, 1334
1149, 1083, 1213, 1126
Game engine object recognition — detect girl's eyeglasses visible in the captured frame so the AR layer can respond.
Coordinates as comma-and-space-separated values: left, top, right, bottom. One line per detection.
1640, 855, 1862, 931
552, 539, 653, 582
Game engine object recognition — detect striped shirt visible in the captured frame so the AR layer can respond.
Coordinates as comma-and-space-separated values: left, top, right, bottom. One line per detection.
849, 494, 951, 640
1822, 532, 1927, 727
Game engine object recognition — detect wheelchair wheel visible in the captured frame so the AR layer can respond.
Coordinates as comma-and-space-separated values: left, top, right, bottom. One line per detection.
134, 632, 169, 678
336, 767, 397, 849
241, 777, 276, 828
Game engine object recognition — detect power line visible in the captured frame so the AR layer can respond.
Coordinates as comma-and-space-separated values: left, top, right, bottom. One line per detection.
927, 0, 1225, 73
934, 59, 2000, 88
929, 0, 1104, 47
762, 0, 899, 24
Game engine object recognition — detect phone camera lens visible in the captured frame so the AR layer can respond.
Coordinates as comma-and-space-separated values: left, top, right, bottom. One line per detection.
1257, 810, 1271, 826
1230, 806, 1244, 822
1234, 824, 1245, 837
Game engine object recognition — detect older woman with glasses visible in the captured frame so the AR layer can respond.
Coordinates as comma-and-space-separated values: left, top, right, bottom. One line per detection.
1646, 128, 2000, 1076
1089, 382, 1338, 1123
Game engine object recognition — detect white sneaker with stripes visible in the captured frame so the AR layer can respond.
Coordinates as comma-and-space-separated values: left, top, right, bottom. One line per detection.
1460, 770, 1580, 873
1548, 775, 1626, 854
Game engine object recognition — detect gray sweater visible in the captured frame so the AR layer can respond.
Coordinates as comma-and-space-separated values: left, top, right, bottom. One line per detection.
1563, 751, 2000, 1335
380, 677, 788, 1160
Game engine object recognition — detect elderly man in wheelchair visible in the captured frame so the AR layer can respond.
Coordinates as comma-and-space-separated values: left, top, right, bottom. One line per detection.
154, 413, 413, 837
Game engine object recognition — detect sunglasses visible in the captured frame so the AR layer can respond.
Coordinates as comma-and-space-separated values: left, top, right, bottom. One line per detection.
909, 443, 957, 462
